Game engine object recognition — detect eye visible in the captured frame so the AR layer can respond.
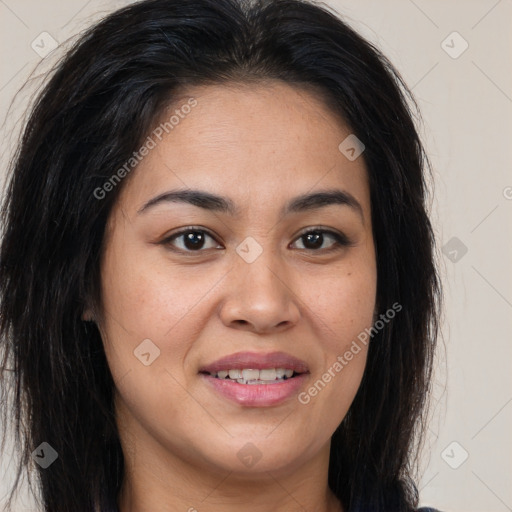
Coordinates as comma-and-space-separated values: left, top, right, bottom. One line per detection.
162, 227, 222, 252
291, 228, 351, 252
161, 226, 352, 254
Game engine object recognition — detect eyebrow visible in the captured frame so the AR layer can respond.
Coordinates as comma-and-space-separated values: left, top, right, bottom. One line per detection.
138, 188, 364, 221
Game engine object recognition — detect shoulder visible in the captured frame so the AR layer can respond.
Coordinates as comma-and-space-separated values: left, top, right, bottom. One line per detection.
417, 507, 443, 512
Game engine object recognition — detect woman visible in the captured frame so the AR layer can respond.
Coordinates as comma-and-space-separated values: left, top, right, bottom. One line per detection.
0, 0, 442, 511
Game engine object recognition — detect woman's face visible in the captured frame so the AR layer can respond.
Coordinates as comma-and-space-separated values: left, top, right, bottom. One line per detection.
96, 82, 377, 478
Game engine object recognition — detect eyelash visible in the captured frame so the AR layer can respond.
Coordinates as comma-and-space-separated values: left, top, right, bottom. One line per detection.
160, 226, 352, 254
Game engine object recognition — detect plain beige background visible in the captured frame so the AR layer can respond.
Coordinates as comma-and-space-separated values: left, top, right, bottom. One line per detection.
1, 1, 511, 511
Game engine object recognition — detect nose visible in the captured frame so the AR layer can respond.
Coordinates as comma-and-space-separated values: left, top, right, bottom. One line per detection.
218, 247, 301, 334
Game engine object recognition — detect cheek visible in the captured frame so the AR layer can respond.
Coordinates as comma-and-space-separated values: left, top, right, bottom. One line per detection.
98, 236, 233, 396
98, 251, 211, 440
99, 227, 208, 337
294, 260, 376, 414
304, 262, 377, 352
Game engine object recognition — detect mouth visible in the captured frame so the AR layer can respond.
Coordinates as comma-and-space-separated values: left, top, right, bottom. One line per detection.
200, 367, 305, 385
198, 351, 310, 407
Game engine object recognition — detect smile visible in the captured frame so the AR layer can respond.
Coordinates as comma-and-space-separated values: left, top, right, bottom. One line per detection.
207, 368, 299, 384
200, 371, 308, 407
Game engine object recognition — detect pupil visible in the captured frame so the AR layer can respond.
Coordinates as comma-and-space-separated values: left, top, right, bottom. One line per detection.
182, 231, 324, 251
305, 232, 322, 249
184, 231, 204, 250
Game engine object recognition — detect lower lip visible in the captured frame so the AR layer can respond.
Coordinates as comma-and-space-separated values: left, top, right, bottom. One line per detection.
200, 373, 308, 407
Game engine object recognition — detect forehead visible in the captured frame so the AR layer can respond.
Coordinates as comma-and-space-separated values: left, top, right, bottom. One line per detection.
116, 81, 370, 217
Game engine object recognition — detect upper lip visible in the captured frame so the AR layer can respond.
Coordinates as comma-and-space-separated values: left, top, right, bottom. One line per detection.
199, 351, 310, 374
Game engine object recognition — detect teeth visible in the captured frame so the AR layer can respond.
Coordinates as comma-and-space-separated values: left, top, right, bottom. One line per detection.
210, 367, 297, 382
228, 369, 241, 379
259, 368, 276, 380
242, 369, 260, 381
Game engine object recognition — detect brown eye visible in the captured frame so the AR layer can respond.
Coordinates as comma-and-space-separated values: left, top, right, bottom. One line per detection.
162, 228, 222, 252
291, 229, 351, 251
161, 226, 351, 254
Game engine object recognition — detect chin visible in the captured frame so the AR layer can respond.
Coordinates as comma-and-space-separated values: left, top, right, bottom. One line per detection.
197, 436, 318, 477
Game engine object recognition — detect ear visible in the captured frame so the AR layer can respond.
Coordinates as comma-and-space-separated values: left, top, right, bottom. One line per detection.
81, 308, 95, 322
372, 297, 380, 321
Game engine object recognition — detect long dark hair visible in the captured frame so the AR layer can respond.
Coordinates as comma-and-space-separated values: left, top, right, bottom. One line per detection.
0, 0, 441, 510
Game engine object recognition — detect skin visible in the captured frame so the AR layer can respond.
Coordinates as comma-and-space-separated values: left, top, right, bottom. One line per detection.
91, 81, 377, 512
